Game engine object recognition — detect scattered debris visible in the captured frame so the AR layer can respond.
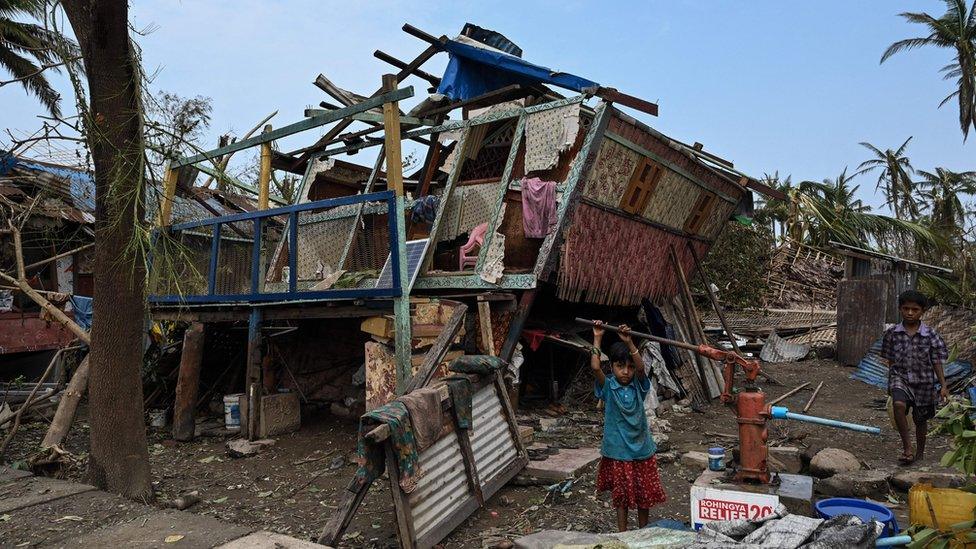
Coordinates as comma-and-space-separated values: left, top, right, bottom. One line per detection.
225, 438, 275, 459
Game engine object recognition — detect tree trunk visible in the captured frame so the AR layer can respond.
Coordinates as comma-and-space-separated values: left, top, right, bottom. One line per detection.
63, 0, 152, 501
41, 356, 90, 449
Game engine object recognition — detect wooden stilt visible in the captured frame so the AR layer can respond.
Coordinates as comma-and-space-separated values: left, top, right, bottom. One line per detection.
172, 322, 206, 441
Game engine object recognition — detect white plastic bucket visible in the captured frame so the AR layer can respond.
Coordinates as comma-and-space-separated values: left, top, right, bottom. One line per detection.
223, 394, 243, 431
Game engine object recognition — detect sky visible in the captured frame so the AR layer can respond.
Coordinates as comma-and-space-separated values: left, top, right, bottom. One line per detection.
2, 0, 973, 211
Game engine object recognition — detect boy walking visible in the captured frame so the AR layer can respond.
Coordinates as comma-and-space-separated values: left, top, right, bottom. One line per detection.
881, 290, 949, 465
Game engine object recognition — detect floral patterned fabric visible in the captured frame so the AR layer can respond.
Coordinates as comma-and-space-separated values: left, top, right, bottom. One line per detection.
596, 456, 667, 510
353, 400, 422, 493
524, 102, 581, 172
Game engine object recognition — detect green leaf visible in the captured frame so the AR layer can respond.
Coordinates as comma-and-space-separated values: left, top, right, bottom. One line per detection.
941, 447, 961, 467
907, 528, 938, 549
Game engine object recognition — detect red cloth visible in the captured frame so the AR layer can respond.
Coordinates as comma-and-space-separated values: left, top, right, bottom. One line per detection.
596, 455, 666, 510
521, 329, 549, 352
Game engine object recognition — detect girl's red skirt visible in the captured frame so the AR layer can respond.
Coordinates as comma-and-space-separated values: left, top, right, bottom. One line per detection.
596, 455, 666, 509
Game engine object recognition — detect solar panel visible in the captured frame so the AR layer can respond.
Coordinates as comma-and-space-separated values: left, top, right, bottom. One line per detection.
375, 238, 431, 290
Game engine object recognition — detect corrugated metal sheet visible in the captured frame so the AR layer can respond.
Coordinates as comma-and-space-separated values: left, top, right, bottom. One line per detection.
403, 382, 522, 549
851, 337, 887, 388
470, 383, 518, 487
408, 427, 473, 541
853, 338, 973, 390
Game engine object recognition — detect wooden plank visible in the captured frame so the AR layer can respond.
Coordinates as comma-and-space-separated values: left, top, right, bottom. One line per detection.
172, 323, 205, 442
386, 444, 418, 549
173, 87, 414, 168
258, 125, 272, 209
158, 164, 179, 226
803, 381, 824, 413
670, 246, 719, 398
404, 301, 467, 393
475, 113, 525, 271
477, 299, 495, 356
292, 45, 439, 169
836, 279, 887, 366
768, 382, 811, 406
493, 371, 526, 459
374, 50, 441, 87
455, 428, 485, 505
498, 289, 536, 364
589, 86, 659, 117
318, 478, 372, 547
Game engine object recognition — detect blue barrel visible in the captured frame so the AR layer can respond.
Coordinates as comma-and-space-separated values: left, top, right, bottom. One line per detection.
815, 497, 899, 537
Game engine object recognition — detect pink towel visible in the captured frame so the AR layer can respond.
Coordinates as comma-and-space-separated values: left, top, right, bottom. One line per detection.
521, 177, 557, 238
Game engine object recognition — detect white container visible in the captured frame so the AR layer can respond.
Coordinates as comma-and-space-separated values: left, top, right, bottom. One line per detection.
223, 394, 243, 431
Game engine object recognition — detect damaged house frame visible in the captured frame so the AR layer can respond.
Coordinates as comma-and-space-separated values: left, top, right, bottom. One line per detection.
146, 23, 783, 549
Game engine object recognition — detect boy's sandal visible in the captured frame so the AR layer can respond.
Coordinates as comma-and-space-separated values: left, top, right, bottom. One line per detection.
898, 453, 915, 465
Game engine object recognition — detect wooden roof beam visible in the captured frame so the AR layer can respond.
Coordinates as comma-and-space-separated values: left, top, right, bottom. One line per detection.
374, 50, 441, 88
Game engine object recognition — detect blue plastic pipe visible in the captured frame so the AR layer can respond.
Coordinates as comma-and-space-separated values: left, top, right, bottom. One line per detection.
770, 406, 881, 435
875, 535, 912, 546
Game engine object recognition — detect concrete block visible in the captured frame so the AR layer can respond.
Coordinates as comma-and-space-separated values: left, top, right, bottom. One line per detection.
681, 451, 710, 470
523, 447, 601, 481
769, 446, 803, 474
260, 392, 300, 437
890, 470, 967, 491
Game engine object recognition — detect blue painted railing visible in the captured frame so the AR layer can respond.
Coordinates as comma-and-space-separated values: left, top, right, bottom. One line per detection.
149, 191, 401, 304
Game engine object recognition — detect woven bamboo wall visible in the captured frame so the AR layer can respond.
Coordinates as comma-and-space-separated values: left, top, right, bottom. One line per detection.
581, 139, 640, 205
643, 169, 702, 229
557, 203, 709, 305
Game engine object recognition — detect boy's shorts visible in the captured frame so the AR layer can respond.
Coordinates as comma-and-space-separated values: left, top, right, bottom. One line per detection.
891, 388, 935, 423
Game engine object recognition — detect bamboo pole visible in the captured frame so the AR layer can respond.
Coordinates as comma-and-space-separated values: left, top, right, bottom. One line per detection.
802, 381, 824, 413
768, 382, 811, 406
159, 164, 179, 226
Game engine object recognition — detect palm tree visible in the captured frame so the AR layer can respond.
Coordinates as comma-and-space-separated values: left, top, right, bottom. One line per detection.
916, 167, 976, 237
0, 0, 76, 116
754, 172, 794, 241
881, 0, 976, 140
796, 169, 943, 250
855, 137, 919, 220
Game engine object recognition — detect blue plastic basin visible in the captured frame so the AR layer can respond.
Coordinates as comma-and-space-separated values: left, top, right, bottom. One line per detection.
814, 497, 899, 537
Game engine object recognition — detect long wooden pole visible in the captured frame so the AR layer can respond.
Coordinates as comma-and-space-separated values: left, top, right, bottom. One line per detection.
258, 124, 273, 210
42, 356, 90, 448
802, 381, 825, 413
382, 73, 413, 395
768, 382, 811, 407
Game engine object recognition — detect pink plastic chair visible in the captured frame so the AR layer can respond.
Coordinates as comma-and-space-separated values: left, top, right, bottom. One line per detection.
458, 222, 489, 271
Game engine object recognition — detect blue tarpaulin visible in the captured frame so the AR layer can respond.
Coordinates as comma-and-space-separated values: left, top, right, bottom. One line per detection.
70, 295, 93, 332
436, 39, 599, 101
0, 152, 95, 212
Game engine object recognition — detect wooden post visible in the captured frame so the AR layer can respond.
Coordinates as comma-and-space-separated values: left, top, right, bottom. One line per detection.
245, 308, 263, 440
258, 124, 273, 210
159, 163, 178, 226
42, 356, 90, 448
477, 298, 495, 356
382, 73, 412, 394
172, 322, 206, 442
386, 444, 418, 549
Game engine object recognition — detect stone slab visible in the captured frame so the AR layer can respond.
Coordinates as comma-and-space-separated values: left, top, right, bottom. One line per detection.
694, 469, 815, 516
523, 447, 601, 481
67, 509, 252, 549
0, 476, 96, 513
260, 392, 301, 438
0, 490, 153, 547
217, 531, 326, 548
515, 529, 618, 549
0, 465, 33, 484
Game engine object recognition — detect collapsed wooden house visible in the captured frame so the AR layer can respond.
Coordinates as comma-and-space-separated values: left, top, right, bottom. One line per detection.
146, 23, 783, 548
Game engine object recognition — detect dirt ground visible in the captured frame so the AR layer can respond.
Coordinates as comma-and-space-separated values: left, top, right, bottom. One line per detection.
3, 357, 959, 548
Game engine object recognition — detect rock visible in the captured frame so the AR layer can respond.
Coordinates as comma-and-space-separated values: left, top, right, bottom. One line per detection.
655, 451, 678, 464
769, 446, 803, 474
809, 448, 860, 478
538, 418, 565, 433
173, 493, 200, 510
817, 469, 890, 498
654, 433, 670, 452
492, 541, 513, 549
680, 451, 710, 470
890, 470, 967, 491
226, 438, 276, 458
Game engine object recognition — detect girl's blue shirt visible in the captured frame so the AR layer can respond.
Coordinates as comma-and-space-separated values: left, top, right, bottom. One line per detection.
594, 375, 656, 461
